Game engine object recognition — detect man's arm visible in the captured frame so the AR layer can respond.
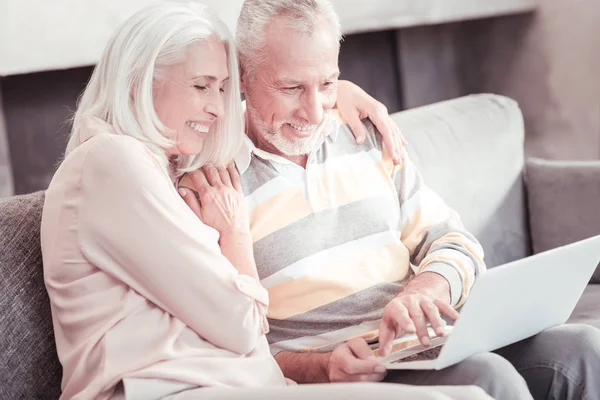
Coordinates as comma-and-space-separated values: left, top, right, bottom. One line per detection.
394, 155, 486, 307
274, 351, 330, 384
275, 338, 387, 384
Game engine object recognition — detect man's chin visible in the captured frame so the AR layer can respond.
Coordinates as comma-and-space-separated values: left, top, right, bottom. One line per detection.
267, 134, 320, 157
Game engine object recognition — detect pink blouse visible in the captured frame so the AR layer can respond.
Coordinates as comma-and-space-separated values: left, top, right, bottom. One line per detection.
41, 118, 287, 399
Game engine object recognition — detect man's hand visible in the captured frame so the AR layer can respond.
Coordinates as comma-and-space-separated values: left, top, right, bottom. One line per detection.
327, 338, 387, 383
335, 80, 407, 165
378, 272, 460, 356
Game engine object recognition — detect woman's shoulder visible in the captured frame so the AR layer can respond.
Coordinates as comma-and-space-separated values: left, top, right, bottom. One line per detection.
78, 133, 165, 178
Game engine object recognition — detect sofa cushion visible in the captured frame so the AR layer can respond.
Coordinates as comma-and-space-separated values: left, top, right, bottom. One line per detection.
568, 284, 600, 330
392, 94, 531, 267
526, 158, 600, 283
0, 191, 62, 398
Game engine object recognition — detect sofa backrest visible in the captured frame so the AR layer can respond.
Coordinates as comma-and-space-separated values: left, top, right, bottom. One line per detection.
0, 191, 62, 399
392, 94, 531, 267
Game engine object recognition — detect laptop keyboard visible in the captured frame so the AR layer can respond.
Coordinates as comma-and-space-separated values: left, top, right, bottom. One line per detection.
391, 345, 443, 364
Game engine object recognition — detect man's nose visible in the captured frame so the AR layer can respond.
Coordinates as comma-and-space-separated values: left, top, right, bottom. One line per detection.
300, 90, 324, 126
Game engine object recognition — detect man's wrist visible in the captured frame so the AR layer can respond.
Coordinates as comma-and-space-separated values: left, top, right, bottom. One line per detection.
404, 271, 451, 304
320, 352, 332, 383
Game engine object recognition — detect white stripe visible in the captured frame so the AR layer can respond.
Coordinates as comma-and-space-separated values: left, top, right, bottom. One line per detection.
270, 320, 381, 354
399, 187, 445, 227
310, 148, 382, 175
260, 230, 402, 289
244, 176, 298, 213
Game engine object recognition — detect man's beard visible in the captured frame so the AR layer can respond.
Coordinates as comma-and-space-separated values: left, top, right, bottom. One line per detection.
246, 103, 326, 156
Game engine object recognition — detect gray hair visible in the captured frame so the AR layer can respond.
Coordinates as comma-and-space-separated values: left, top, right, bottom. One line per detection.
68, 1, 244, 176
236, 0, 343, 76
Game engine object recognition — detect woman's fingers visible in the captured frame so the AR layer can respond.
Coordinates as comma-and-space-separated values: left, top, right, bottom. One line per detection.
227, 163, 243, 194
202, 166, 222, 187
178, 187, 202, 217
216, 166, 232, 187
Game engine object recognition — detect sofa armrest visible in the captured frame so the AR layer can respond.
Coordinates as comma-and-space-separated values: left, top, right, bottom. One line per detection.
525, 158, 600, 283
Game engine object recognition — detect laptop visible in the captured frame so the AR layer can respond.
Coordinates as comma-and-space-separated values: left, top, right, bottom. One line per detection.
378, 234, 600, 370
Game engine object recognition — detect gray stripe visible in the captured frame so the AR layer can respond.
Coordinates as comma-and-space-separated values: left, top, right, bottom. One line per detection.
254, 194, 400, 279
266, 279, 409, 346
428, 242, 483, 278
411, 216, 481, 275
394, 156, 422, 204
240, 156, 279, 196
317, 120, 384, 160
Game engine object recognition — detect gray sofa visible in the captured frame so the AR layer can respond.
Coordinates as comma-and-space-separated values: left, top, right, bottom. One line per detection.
1, 94, 598, 399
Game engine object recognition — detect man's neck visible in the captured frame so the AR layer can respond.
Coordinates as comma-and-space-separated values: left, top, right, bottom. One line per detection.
246, 125, 309, 169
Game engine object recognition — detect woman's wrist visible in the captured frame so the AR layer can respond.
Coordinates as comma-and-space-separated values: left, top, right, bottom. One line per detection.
218, 230, 259, 280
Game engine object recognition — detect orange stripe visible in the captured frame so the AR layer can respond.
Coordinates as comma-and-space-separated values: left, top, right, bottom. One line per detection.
249, 157, 397, 242
311, 159, 397, 211
249, 187, 313, 243
266, 243, 410, 320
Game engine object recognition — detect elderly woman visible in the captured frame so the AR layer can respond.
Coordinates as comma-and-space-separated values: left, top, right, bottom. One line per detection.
40, 2, 491, 400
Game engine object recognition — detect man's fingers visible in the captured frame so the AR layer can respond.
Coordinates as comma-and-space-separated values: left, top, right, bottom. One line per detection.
377, 322, 396, 357
408, 304, 431, 347
342, 356, 385, 376
435, 299, 460, 321
422, 300, 446, 337
347, 114, 366, 145
227, 163, 243, 193
346, 338, 375, 360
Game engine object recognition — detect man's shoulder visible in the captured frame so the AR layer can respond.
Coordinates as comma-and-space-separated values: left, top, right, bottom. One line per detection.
327, 111, 384, 154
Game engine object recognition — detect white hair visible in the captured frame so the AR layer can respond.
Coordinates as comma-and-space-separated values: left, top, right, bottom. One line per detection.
236, 0, 343, 76
67, 1, 244, 176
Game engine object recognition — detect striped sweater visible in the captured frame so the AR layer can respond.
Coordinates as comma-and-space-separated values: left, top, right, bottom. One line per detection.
235, 112, 486, 355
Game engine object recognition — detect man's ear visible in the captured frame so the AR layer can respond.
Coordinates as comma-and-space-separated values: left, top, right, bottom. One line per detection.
239, 65, 247, 94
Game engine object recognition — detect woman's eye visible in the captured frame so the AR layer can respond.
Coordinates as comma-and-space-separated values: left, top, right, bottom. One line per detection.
285, 86, 301, 92
194, 85, 208, 91
219, 88, 225, 93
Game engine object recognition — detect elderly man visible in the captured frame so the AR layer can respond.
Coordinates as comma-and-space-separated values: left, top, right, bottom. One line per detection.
231, 0, 600, 399
183, 0, 600, 399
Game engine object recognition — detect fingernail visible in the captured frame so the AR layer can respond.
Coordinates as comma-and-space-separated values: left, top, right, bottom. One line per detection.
406, 324, 416, 332
375, 365, 387, 373
178, 188, 186, 197
421, 337, 431, 347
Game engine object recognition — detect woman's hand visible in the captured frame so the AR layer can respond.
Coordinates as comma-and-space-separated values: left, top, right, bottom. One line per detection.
336, 80, 407, 165
179, 164, 259, 280
178, 164, 249, 237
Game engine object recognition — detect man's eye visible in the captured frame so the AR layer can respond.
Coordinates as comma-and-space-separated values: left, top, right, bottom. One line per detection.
285, 86, 301, 91
219, 88, 225, 93
194, 85, 208, 91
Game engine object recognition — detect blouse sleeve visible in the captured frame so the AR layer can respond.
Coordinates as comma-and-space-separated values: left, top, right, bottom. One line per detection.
78, 135, 268, 355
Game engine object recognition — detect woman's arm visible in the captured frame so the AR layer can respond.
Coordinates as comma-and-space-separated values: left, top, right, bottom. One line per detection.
178, 164, 259, 280
78, 136, 268, 355
336, 80, 407, 165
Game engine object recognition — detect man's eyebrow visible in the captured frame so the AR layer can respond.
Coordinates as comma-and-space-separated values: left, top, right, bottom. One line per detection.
276, 73, 340, 86
275, 78, 304, 87
326, 71, 341, 80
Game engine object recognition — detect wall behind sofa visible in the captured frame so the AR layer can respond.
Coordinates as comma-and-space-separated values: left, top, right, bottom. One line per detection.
472, 0, 600, 160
